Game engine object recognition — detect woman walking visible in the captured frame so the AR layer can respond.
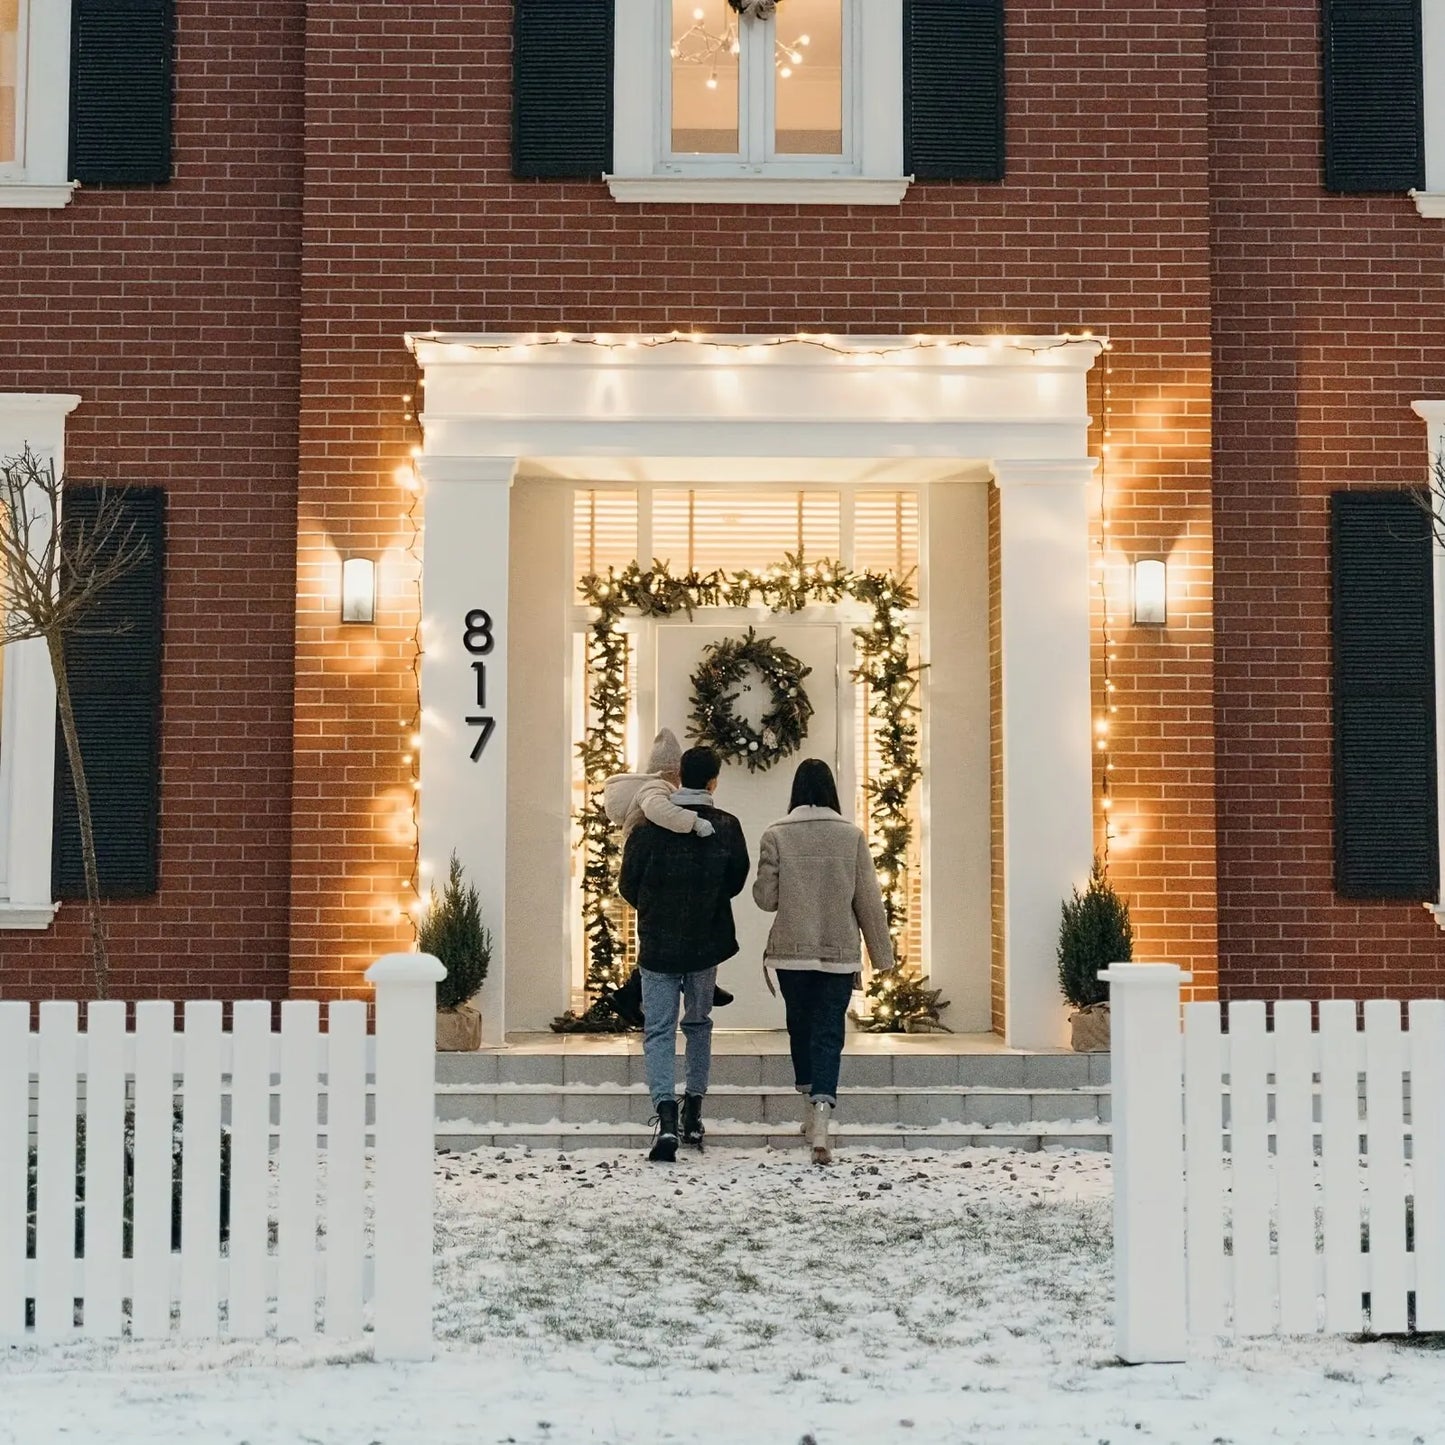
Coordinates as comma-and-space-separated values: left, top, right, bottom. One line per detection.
752, 758, 894, 1164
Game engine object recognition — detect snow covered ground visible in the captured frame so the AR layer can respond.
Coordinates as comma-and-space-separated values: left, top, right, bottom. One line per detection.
2, 1145, 1442, 1444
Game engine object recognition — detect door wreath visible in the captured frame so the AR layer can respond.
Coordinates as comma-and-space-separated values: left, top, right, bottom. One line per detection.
688, 626, 813, 772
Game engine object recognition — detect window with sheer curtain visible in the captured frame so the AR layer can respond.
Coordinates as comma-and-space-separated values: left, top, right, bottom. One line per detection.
0, 0, 22, 168
669, 0, 845, 160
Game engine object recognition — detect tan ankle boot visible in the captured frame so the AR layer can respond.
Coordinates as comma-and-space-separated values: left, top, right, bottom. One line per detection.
809, 1100, 834, 1165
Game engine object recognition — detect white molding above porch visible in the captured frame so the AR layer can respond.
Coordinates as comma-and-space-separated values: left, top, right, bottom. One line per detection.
407, 333, 1103, 473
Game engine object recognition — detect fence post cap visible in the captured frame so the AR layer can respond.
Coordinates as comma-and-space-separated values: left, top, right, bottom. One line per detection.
366, 951, 447, 986
1098, 963, 1192, 985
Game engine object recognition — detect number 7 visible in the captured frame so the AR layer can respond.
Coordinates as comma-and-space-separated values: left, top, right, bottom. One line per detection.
466, 716, 496, 761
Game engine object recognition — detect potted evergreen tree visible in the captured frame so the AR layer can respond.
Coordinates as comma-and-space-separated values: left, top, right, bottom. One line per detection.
1057, 858, 1133, 1052
419, 852, 492, 1052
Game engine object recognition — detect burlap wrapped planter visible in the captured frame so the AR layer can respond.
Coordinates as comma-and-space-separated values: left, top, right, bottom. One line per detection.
436, 1004, 482, 1052
1068, 1002, 1111, 1053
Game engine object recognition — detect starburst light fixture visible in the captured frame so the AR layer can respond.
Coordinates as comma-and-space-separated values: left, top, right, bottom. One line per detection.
671, 4, 811, 88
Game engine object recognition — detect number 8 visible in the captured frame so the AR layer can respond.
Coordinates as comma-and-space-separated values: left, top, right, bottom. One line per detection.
463, 609, 494, 655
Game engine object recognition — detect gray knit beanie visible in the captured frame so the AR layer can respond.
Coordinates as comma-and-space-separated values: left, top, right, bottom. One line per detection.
645, 728, 683, 776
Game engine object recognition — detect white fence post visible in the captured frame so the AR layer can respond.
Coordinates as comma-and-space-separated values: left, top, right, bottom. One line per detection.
1102, 963, 1188, 1363
367, 952, 445, 1362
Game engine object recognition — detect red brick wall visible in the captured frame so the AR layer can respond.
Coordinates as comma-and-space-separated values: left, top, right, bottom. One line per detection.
1211, 2, 1445, 999
0, 2, 304, 1001
293, 1, 1218, 1002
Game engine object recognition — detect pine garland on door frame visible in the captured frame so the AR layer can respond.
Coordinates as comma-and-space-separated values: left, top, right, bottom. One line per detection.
551, 552, 944, 1034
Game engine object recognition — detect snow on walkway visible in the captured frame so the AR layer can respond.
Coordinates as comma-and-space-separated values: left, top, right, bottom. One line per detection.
1, 1145, 1441, 1444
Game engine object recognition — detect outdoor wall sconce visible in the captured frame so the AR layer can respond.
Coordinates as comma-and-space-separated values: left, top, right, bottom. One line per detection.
341, 555, 377, 624
1131, 557, 1168, 627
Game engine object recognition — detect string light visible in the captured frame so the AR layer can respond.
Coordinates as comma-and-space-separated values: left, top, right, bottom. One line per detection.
1095, 336, 1117, 861
407, 330, 1103, 364
556, 553, 944, 1034
397, 325, 1111, 985
397, 368, 426, 933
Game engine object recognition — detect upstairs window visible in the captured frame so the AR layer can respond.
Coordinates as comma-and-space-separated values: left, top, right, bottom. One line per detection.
668, 0, 846, 166
513, 0, 1006, 205
1320, 0, 1445, 215
1, 0, 18, 168
1, 0, 174, 209
0, 0, 75, 205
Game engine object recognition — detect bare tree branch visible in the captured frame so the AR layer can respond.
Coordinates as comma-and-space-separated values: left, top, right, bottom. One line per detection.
0, 445, 152, 1000
1416, 447, 1445, 552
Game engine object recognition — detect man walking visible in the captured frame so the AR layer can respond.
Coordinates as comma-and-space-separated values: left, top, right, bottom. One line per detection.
618, 746, 749, 1161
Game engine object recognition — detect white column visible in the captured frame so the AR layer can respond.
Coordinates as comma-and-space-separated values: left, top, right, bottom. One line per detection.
993, 459, 1096, 1050
417, 456, 516, 1044
1413, 401, 1445, 928
1101, 963, 1188, 1363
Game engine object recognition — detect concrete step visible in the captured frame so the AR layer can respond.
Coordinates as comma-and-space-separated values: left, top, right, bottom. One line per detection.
431, 1045, 1112, 1152
433, 1119, 1113, 1153
435, 1082, 1109, 1128
437, 1050, 1111, 1091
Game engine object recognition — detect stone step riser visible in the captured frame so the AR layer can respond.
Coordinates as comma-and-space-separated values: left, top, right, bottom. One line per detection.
437, 1056, 1112, 1091
435, 1126, 1112, 1154
433, 1087, 1110, 1129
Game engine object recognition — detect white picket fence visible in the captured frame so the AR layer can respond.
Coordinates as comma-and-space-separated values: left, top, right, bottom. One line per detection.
1108, 963, 1445, 1362
0, 952, 444, 1359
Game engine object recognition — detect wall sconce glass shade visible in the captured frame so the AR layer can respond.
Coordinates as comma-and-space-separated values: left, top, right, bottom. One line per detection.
1131, 557, 1167, 627
341, 555, 377, 624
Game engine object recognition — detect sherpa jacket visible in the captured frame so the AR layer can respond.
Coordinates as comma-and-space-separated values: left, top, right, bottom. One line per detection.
752, 806, 894, 974
619, 800, 750, 974
604, 772, 715, 840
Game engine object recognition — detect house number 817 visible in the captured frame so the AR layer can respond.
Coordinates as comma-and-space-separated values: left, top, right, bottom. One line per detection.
463, 609, 496, 760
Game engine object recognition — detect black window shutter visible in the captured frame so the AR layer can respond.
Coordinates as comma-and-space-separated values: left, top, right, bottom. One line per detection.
513, 0, 614, 179
1322, 0, 1425, 193
51, 488, 165, 899
1331, 491, 1438, 900
69, 0, 175, 186
904, 0, 1005, 182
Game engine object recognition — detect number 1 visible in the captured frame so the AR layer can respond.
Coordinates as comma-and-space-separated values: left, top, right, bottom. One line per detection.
472, 661, 486, 708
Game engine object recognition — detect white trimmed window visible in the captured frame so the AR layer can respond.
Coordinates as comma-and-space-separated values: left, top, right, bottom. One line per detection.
0, 394, 79, 928
1422, 0, 1445, 214
1322, 0, 1445, 215
2, 0, 176, 209
0, 0, 76, 208
611, 0, 905, 203
512, 0, 1005, 204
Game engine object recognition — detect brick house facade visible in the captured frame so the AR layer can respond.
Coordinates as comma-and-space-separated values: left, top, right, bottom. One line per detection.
0, 1, 1438, 1033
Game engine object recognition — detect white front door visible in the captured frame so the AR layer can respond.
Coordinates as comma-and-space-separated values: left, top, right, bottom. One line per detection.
652, 620, 845, 1029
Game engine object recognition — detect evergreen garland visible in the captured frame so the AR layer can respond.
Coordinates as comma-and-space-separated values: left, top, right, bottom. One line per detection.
553, 553, 945, 1034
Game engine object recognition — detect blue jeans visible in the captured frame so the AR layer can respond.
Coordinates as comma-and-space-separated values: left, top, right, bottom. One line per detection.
776, 969, 854, 1106
640, 967, 717, 1107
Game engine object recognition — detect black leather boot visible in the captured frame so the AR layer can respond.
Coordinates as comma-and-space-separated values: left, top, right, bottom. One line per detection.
648, 1099, 679, 1162
681, 1092, 705, 1151
610, 969, 645, 1028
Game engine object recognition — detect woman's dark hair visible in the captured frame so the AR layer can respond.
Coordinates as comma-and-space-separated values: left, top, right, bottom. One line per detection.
788, 758, 841, 813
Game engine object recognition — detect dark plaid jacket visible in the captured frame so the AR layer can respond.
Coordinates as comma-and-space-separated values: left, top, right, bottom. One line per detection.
618, 802, 750, 975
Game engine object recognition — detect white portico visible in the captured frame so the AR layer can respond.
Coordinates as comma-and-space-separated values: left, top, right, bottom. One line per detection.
408, 333, 1100, 1050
